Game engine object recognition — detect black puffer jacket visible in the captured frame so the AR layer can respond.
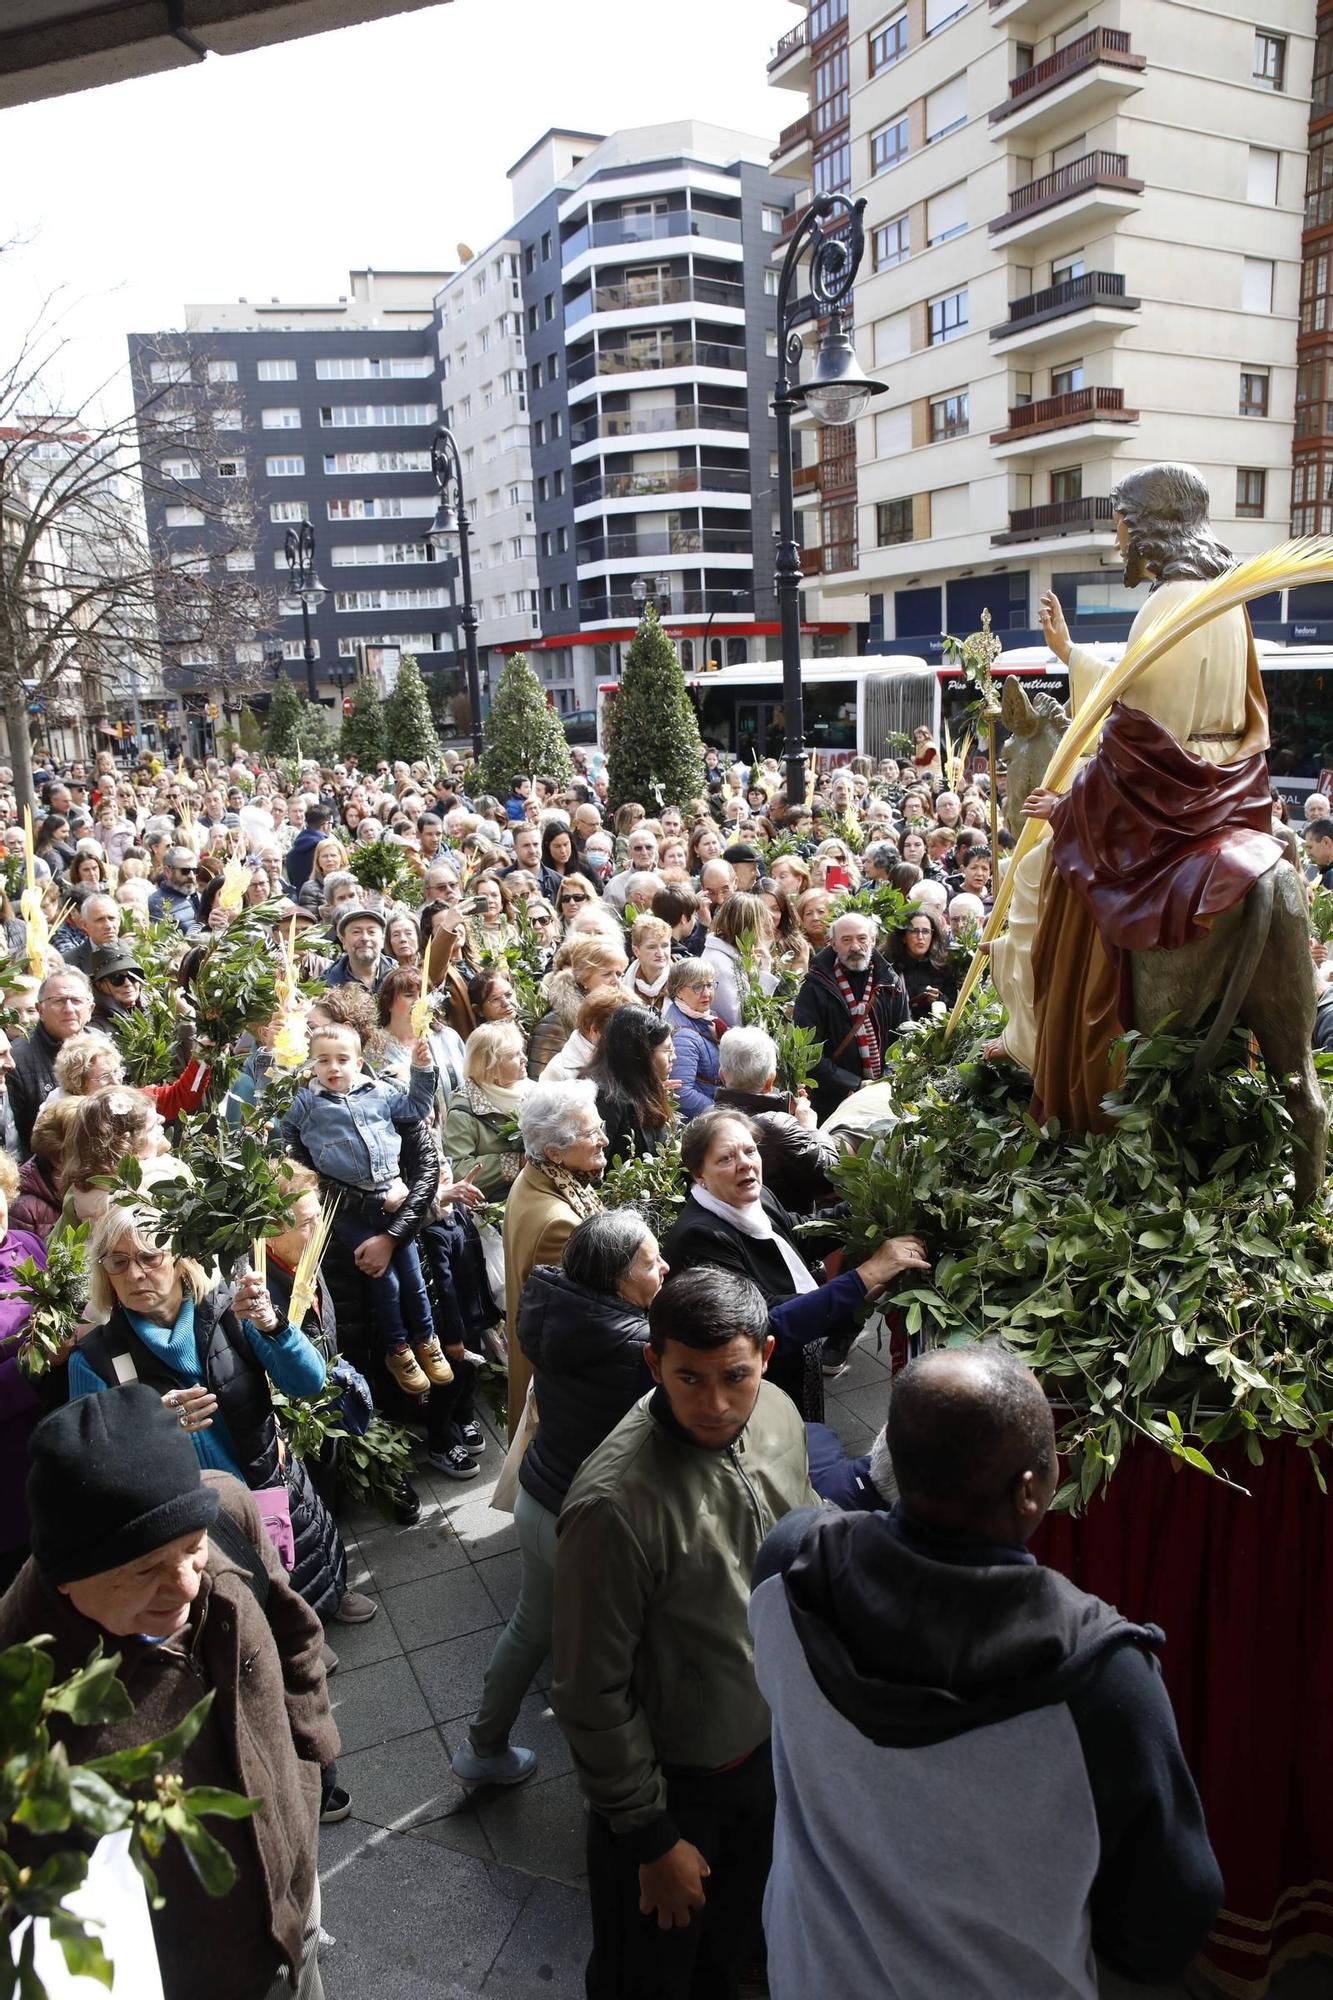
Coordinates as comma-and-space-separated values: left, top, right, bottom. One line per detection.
713, 1086, 839, 1216
516, 1265, 652, 1515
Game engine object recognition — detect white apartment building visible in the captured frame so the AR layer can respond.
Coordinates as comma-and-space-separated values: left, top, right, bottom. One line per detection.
769, 0, 1315, 651
434, 246, 541, 675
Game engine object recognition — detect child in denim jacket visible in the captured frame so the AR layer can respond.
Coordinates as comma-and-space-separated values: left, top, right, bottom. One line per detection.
282, 1021, 451, 1397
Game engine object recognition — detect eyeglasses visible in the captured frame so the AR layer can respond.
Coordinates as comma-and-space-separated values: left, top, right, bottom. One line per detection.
100, 1247, 170, 1276
559, 891, 589, 905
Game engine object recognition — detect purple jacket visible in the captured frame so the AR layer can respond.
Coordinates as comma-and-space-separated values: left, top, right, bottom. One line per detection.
0, 1228, 49, 1556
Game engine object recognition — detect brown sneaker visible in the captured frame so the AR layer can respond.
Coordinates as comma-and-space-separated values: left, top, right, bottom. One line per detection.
386, 1345, 430, 1395
413, 1337, 454, 1387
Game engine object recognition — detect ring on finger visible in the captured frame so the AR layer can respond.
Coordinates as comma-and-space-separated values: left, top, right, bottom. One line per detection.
178, 1412, 190, 1430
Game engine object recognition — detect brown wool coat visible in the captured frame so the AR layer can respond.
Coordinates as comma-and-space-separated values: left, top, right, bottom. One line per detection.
0, 1473, 338, 2000
501, 1161, 584, 1438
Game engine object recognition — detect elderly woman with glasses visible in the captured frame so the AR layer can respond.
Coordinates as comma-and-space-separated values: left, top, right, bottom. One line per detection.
663, 956, 721, 1118
68, 1205, 352, 1625
500, 1080, 607, 1437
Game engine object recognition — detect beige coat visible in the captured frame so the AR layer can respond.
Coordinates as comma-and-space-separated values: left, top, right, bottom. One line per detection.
501, 1160, 584, 1437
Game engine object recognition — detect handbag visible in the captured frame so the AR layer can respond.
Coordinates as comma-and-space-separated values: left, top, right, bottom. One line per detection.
253, 1483, 296, 1572
477, 1221, 507, 1319
490, 1378, 538, 1515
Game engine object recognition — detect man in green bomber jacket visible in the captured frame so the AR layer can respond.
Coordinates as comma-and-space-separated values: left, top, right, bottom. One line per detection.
551, 1264, 816, 2000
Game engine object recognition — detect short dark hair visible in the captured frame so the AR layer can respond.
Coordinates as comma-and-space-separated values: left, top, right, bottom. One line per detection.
561, 1210, 650, 1297
679, 1106, 761, 1183
305, 803, 332, 829
888, 1343, 1055, 1519
652, 882, 698, 926
648, 1266, 768, 1352
1306, 818, 1333, 844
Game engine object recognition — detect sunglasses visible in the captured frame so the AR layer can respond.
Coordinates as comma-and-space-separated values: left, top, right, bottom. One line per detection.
559, 891, 589, 905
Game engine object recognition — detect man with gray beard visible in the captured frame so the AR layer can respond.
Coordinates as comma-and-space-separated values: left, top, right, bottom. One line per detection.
793, 911, 909, 1120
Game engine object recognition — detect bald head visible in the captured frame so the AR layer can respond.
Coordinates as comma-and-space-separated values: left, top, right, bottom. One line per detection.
888, 1344, 1056, 1543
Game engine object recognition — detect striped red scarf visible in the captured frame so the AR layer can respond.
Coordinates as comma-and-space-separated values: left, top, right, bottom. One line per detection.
833, 962, 882, 1079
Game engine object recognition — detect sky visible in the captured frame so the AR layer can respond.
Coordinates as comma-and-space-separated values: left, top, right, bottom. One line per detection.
0, 0, 799, 418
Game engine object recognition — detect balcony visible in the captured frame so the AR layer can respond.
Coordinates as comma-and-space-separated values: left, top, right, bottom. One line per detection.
990, 151, 1144, 248
992, 496, 1116, 547
771, 112, 812, 175
1295, 404, 1333, 439
570, 403, 749, 450
989, 29, 1144, 140
767, 16, 809, 85
576, 528, 754, 566
565, 274, 744, 328
562, 211, 743, 267
567, 339, 748, 391
572, 466, 752, 507
991, 271, 1141, 353
990, 386, 1139, 456
988, 0, 1067, 26
578, 586, 756, 625
793, 464, 820, 494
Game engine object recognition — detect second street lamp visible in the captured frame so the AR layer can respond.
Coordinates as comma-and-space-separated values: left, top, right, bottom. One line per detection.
772, 193, 887, 806
425, 426, 483, 764
283, 520, 326, 704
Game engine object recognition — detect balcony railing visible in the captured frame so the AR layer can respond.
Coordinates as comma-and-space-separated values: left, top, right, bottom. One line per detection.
799, 548, 824, 576
793, 464, 821, 494
991, 151, 1143, 231
992, 270, 1139, 338
570, 403, 749, 447
994, 496, 1116, 541
991, 385, 1137, 442
567, 339, 747, 388
563, 211, 743, 262
565, 274, 745, 326
772, 112, 812, 162
768, 17, 808, 68
573, 466, 751, 506
577, 528, 753, 565
579, 587, 757, 621
991, 28, 1143, 120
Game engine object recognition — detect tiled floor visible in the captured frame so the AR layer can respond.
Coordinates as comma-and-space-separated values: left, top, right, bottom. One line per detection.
314, 1337, 1325, 2000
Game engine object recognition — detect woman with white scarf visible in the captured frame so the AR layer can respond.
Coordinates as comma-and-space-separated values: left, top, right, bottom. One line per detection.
443, 1023, 531, 1202
621, 914, 672, 1011
660, 1109, 929, 1420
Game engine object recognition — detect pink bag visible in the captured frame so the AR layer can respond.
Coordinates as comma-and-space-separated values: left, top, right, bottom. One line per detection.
254, 1484, 295, 1571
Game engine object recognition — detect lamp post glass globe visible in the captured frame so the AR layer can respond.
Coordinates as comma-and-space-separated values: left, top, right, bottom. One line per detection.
800, 319, 887, 429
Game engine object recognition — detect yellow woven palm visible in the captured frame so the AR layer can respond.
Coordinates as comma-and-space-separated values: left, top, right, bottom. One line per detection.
944, 536, 1333, 1041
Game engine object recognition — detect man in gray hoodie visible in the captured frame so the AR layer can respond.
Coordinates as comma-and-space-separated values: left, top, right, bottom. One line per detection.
751, 1344, 1222, 1999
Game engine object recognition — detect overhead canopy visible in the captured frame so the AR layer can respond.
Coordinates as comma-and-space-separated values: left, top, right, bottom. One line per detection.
0, 0, 452, 111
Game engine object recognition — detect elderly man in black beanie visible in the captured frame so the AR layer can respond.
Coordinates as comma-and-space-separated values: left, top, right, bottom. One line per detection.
0, 1383, 338, 2000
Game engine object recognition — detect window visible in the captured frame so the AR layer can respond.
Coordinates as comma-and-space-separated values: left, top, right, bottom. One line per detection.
217, 459, 245, 479
524, 245, 536, 274
554, 470, 565, 497
148, 360, 190, 386
544, 295, 555, 323
215, 408, 243, 430
762, 206, 784, 233
1052, 252, 1086, 285
814, 135, 851, 196
814, 42, 849, 134
1050, 466, 1082, 503
265, 454, 305, 477
326, 495, 434, 521
810, 0, 847, 36
927, 183, 966, 245
1236, 467, 1267, 517
557, 525, 568, 553
561, 583, 572, 609
170, 550, 210, 573
207, 359, 238, 383
281, 638, 320, 660
1051, 362, 1085, 395
313, 355, 432, 379
160, 457, 199, 479
538, 476, 549, 502
543, 586, 554, 611
1247, 146, 1280, 205
234, 643, 264, 665
542, 231, 552, 260
224, 550, 255, 571
540, 531, 552, 558
869, 9, 906, 73
261, 408, 301, 429
270, 500, 306, 522
534, 420, 545, 447
548, 352, 560, 382
550, 410, 562, 439
876, 499, 913, 545
875, 407, 911, 455
531, 362, 543, 392
329, 543, 427, 567
1242, 257, 1275, 313
257, 359, 297, 381
318, 403, 437, 427
1254, 29, 1286, 91
930, 392, 969, 440
928, 289, 969, 344
764, 268, 779, 296
164, 504, 205, 527
873, 214, 910, 270
1240, 368, 1270, 416
925, 0, 965, 28
871, 118, 909, 176
332, 587, 450, 612
322, 449, 432, 474
528, 304, 539, 334
925, 75, 967, 142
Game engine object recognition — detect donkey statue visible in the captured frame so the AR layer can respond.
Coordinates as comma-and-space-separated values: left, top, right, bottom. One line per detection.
998, 675, 1328, 1207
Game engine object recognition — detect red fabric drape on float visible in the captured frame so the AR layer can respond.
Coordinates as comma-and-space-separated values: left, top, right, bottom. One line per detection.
1034, 1439, 1333, 1998
1029, 699, 1283, 1132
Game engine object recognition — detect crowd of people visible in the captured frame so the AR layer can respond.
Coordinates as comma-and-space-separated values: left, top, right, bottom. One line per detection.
0, 728, 1232, 1999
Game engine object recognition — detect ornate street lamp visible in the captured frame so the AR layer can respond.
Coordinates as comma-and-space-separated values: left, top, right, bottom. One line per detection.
282, 520, 325, 704
425, 427, 483, 762
773, 194, 887, 805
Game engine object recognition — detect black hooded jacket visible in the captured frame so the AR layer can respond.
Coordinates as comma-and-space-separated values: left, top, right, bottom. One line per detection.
515, 1265, 651, 1515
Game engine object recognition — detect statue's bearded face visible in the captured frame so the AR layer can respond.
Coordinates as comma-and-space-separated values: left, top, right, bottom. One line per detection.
1116, 511, 1151, 589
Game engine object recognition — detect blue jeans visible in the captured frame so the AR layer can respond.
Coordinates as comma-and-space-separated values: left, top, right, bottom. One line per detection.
332, 1212, 433, 1356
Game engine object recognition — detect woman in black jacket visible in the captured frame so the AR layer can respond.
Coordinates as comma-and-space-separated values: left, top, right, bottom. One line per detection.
450, 1211, 663, 1790
883, 907, 958, 1017
583, 1003, 676, 1161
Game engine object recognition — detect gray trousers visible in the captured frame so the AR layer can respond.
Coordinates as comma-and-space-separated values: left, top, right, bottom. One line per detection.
470, 1485, 559, 1752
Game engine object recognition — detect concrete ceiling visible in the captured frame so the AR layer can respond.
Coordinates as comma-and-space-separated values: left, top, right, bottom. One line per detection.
0, 0, 454, 111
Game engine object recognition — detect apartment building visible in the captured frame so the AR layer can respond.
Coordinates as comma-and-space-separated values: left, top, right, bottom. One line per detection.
768, 0, 1315, 653
129, 268, 452, 729
429, 123, 817, 719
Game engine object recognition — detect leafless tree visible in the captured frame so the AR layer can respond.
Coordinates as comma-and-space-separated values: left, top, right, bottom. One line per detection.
0, 272, 277, 808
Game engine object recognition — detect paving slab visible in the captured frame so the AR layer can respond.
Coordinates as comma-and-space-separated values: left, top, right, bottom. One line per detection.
381, 1563, 500, 1652
328, 1653, 434, 1756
